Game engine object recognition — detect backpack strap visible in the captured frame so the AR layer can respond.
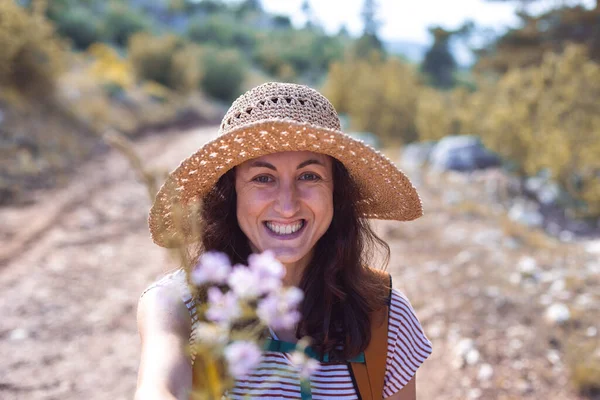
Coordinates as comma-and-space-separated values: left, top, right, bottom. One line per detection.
349, 271, 392, 400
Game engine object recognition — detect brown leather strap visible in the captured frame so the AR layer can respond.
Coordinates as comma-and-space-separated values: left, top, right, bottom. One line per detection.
350, 271, 392, 399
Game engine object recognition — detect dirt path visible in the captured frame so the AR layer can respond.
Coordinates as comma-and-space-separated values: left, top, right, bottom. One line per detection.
1, 126, 598, 400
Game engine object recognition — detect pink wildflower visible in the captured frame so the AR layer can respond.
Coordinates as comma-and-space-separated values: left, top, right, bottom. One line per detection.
206, 287, 240, 325
257, 287, 303, 330
224, 341, 262, 378
191, 252, 232, 286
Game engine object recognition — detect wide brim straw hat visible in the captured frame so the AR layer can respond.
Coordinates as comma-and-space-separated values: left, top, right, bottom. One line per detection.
149, 82, 422, 248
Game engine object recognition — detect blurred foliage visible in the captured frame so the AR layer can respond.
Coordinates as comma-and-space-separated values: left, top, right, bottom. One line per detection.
415, 45, 600, 217
0, 0, 66, 100
187, 14, 257, 51
253, 29, 346, 82
87, 43, 135, 91
324, 54, 421, 144
199, 46, 247, 102
128, 32, 202, 94
476, 6, 600, 73
421, 27, 457, 89
102, 2, 150, 47
52, 5, 102, 50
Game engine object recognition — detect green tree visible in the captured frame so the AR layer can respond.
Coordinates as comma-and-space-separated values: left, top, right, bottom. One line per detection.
476, 3, 600, 73
102, 3, 150, 47
421, 27, 457, 89
199, 46, 247, 101
53, 6, 101, 50
353, 0, 384, 58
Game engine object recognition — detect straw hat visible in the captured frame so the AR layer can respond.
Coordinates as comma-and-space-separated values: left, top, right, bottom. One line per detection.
149, 82, 422, 248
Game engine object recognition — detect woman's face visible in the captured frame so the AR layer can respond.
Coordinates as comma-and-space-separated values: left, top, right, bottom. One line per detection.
235, 151, 334, 271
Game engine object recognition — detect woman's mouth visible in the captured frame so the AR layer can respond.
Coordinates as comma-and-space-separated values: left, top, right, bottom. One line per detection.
264, 220, 306, 237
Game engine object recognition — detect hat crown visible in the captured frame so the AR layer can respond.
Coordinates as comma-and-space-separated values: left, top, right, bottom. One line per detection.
219, 82, 341, 135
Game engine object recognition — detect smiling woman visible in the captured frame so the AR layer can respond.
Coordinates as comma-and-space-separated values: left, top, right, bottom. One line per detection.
136, 82, 432, 400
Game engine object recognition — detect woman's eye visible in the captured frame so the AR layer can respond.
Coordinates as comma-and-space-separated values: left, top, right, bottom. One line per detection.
299, 172, 320, 181
253, 175, 273, 183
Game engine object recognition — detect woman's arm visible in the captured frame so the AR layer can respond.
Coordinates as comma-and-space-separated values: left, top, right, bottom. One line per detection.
135, 284, 193, 400
384, 375, 416, 400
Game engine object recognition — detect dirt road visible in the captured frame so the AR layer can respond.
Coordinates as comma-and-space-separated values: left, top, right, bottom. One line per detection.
1, 126, 597, 400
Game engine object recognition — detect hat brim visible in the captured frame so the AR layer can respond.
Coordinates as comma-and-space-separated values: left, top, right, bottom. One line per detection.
149, 119, 423, 248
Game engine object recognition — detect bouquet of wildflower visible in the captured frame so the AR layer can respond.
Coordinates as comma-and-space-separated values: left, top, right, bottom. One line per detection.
187, 250, 319, 399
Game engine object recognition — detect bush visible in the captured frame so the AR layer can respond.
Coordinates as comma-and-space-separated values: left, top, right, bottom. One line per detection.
102, 4, 149, 47
54, 6, 101, 50
199, 46, 246, 102
187, 14, 257, 51
128, 33, 202, 94
323, 55, 421, 144
0, 1, 66, 99
415, 45, 600, 217
253, 30, 344, 81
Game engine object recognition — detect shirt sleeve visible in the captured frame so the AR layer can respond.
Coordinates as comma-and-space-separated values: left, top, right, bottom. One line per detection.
382, 288, 433, 397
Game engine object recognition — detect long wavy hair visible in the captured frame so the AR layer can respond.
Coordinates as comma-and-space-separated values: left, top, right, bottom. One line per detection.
192, 157, 390, 360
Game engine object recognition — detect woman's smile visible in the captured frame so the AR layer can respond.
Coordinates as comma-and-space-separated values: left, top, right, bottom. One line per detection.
264, 219, 306, 238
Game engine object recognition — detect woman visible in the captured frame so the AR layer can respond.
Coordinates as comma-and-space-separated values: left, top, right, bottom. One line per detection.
136, 82, 432, 400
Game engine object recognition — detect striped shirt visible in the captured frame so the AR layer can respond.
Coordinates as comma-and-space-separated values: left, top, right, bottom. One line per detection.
142, 269, 433, 399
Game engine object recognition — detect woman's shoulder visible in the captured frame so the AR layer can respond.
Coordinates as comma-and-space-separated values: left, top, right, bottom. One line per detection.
140, 268, 193, 302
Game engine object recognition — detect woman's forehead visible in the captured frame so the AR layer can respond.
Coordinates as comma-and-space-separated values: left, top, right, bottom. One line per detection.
240, 151, 332, 167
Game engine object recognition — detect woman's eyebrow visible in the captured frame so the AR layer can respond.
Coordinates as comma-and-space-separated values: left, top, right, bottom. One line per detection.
297, 159, 324, 169
249, 161, 276, 170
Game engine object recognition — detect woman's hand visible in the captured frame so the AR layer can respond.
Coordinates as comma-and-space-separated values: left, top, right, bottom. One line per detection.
135, 284, 193, 400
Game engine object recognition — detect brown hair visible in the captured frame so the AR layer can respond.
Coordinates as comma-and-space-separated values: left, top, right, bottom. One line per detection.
195, 158, 390, 360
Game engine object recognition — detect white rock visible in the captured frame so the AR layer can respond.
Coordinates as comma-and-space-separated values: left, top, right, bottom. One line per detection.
478, 364, 494, 381
9, 328, 29, 341
549, 279, 566, 293
545, 303, 570, 325
584, 240, 600, 255
546, 349, 561, 365
559, 230, 575, 243
468, 388, 483, 399
466, 348, 481, 365
508, 201, 544, 227
453, 338, 478, 368
586, 327, 597, 337
518, 256, 538, 274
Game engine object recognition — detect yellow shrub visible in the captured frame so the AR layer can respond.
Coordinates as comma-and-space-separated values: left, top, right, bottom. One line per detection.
478, 45, 600, 216
87, 44, 135, 90
323, 55, 422, 144
128, 32, 202, 94
0, 0, 66, 99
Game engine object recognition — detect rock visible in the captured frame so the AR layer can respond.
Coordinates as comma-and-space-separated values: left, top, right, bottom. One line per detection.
9, 328, 29, 341
546, 349, 561, 365
559, 230, 575, 243
400, 141, 436, 170
545, 303, 570, 325
453, 338, 480, 368
478, 364, 494, 381
525, 176, 563, 206
549, 279, 566, 294
508, 200, 544, 227
466, 348, 481, 365
442, 189, 463, 205
467, 388, 483, 399
429, 135, 502, 172
514, 256, 541, 285
584, 240, 600, 255
587, 327, 598, 337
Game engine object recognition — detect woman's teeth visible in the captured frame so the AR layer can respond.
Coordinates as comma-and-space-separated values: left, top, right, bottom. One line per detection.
265, 220, 304, 235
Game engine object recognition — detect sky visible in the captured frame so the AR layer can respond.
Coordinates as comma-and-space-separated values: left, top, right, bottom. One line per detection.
258, 0, 597, 45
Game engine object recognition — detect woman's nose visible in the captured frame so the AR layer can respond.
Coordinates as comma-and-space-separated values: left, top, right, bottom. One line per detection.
274, 181, 300, 217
